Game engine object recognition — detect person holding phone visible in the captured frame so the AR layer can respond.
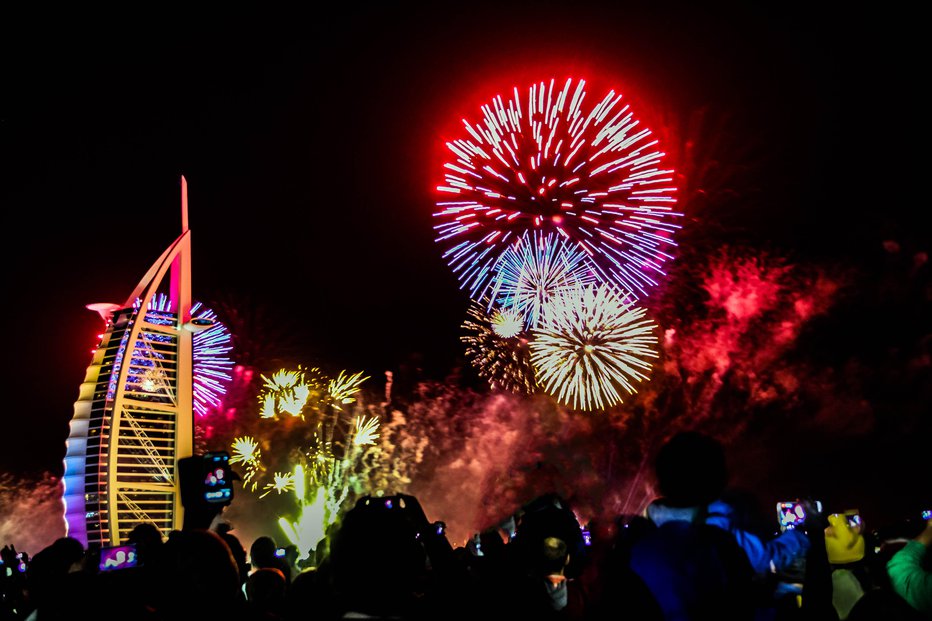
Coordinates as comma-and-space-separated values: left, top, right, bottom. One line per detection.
886, 511, 932, 616
823, 510, 868, 619
628, 431, 758, 620
705, 496, 811, 577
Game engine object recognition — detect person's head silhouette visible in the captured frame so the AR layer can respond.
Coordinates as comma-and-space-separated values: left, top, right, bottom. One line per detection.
654, 430, 728, 507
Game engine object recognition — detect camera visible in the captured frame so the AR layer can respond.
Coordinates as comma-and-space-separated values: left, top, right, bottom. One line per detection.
98, 543, 140, 572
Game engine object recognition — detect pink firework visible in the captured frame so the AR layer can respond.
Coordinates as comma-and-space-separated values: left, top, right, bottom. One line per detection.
434, 77, 681, 301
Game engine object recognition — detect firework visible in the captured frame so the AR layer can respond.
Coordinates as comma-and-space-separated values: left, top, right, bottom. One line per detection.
489, 231, 602, 329
260, 471, 296, 499
434, 77, 679, 301
238, 368, 380, 557
189, 301, 235, 416
350, 416, 381, 447
305, 432, 335, 482
277, 423, 379, 560
462, 301, 537, 394
134, 295, 234, 417
257, 367, 320, 419
491, 307, 524, 339
230, 435, 263, 491
530, 284, 658, 410
328, 370, 370, 408
230, 435, 261, 466
277, 464, 327, 560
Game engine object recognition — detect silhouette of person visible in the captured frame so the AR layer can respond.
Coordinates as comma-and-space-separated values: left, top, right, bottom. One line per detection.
628, 431, 757, 621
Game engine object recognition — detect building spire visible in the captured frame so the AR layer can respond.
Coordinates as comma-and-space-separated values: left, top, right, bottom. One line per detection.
181, 174, 189, 233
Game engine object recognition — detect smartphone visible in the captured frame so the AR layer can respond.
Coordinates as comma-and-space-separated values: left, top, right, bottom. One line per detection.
99, 543, 140, 572
274, 548, 286, 558
11, 552, 26, 573
203, 452, 233, 504
845, 513, 861, 530
777, 501, 806, 531
778, 500, 824, 531
922, 509, 931, 521
582, 529, 592, 546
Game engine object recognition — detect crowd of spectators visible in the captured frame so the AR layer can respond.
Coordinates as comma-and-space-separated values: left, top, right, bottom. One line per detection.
1, 431, 928, 620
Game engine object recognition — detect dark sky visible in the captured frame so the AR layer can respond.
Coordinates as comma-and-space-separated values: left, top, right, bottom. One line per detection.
0, 3, 925, 478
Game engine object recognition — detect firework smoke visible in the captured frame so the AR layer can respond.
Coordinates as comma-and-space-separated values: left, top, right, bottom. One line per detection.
0, 473, 65, 555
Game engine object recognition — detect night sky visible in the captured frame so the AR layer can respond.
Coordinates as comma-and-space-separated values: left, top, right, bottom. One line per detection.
1, 3, 927, 519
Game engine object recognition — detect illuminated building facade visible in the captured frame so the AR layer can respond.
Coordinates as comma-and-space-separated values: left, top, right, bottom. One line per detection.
62, 177, 196, 547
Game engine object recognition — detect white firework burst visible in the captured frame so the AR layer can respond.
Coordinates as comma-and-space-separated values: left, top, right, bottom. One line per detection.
530, 284, 658, 411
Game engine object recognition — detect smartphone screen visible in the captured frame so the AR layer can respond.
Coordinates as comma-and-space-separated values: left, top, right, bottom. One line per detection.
777, 501, 806, 531
98, 544, 139, 572
203, 452, 233, 504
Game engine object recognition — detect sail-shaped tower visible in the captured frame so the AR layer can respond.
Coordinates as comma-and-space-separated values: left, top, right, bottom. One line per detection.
62, 177, 198, 547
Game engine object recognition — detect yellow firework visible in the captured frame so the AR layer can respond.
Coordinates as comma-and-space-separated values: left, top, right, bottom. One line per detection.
328, 370, 370, 408
461, 301, 537, 394
491, 307, 523, 339
259, 471, 296, 499
258, 368, 311, 418
530, 284, 658, 411
230, 435, 260, 465
230, 435, 263, 491
277, 464, 328, 560
351, 416, 380, 447
243, 368, 381, 560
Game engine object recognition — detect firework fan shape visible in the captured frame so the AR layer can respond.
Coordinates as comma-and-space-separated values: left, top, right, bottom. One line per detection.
434, 77, 680, 301
489, 230, 602, 330
229, 435, 262, 491
462, 300, 537, 394
257, 366, 332, 419
530, 284, 658, 411
135, 294, 234, 417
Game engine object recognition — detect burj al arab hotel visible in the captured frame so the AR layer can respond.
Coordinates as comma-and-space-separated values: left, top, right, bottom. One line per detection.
62, 176, 205, 547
